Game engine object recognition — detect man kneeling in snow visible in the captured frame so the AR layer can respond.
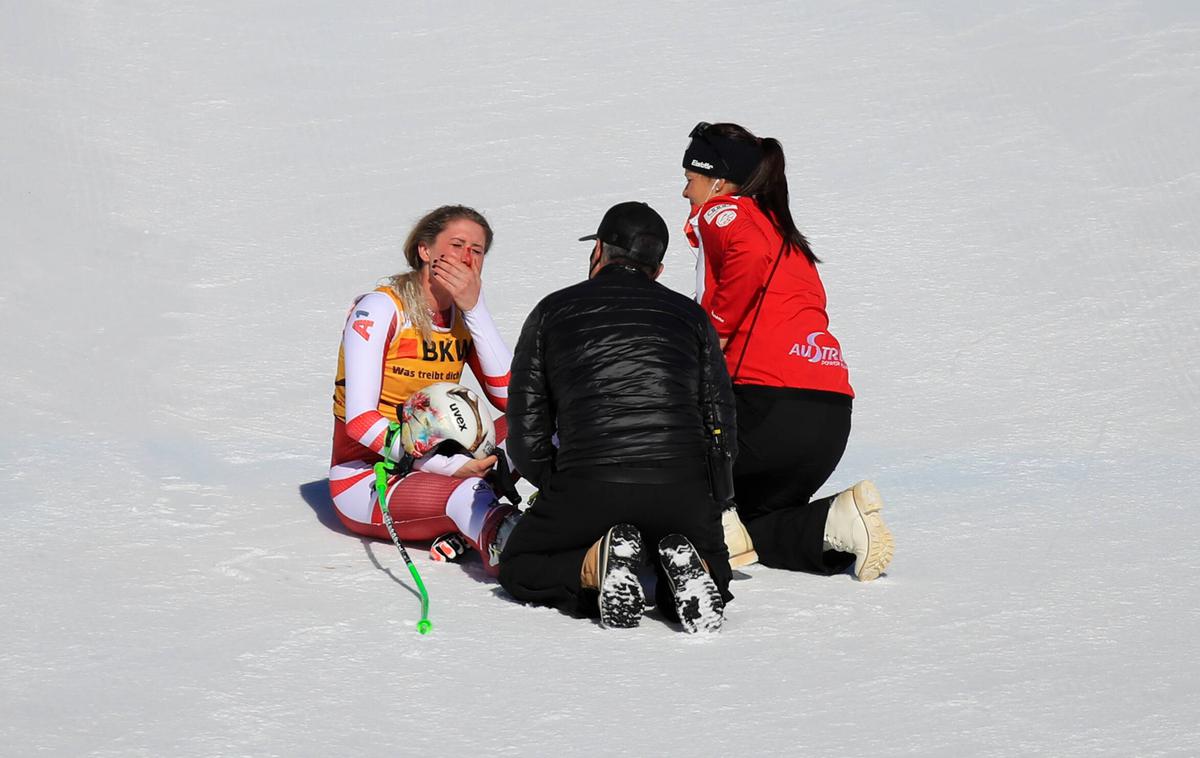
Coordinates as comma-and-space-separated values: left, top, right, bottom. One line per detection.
498, 201, 735, 633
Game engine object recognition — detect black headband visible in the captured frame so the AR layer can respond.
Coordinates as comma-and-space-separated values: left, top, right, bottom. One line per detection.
682, 123, 763, 184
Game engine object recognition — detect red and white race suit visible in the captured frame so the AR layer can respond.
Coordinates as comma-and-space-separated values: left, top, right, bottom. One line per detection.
328, 286, 512, 545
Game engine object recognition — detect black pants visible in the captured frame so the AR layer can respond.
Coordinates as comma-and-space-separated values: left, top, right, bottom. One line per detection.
499, 467, 732, 619
733, 385, 855, 574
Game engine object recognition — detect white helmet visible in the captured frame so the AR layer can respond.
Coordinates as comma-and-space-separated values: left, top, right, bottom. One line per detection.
400, 382, 497, 460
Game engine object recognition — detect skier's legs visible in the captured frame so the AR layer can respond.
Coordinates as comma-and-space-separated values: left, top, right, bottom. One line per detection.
443, 477, 503, 549
331, 461, 457, 540
332, 465, 512, 544
328, 415, 513, 543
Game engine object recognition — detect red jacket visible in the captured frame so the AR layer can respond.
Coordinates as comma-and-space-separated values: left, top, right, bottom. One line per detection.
685, 195, 854, 397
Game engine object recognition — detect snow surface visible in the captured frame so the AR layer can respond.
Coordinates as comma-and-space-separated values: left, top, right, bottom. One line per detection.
3, 2, 1199, 756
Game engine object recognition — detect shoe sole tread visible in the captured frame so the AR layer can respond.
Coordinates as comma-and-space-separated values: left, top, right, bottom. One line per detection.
852, 480, 894, 582
659, 534, 725, 633
599, 524, 645, 629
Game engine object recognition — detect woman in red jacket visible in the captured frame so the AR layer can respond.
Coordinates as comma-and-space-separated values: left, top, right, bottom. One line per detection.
681, 121, 894, 581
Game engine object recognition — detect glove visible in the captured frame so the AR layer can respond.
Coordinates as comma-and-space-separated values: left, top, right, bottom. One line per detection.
429, 533, 469, 562
485, 453, 522, 506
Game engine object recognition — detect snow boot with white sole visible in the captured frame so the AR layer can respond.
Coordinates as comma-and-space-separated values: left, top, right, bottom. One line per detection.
722, 507, 758, 568
823, 479, 894, 581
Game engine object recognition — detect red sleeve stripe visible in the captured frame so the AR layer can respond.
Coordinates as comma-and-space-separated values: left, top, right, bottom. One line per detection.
329, 468, 375, 498
480, 371, 511, 388
347, 412, 389, 452
367, 426, 388, 451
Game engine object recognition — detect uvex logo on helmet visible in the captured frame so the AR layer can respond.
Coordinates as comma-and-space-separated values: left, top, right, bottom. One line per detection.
447, 401, 469, 431
447, 386, 486, 447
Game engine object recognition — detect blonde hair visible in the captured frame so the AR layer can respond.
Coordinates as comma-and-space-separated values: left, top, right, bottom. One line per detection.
386, 205, 494, 339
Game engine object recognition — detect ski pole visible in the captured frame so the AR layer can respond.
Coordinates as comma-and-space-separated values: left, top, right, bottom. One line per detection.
374, 460, 433, 635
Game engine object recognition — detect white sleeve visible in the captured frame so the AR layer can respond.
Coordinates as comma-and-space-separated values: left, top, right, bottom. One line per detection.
411, 452, 473, 476
462, 292, 512, 408
341, 291, 398, 452
462, 293, 512, 380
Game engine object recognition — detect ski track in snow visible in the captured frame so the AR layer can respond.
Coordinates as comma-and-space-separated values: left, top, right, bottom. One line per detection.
3, 1, 1199, 756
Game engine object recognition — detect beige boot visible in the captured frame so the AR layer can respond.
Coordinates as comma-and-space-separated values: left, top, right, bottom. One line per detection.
722, 508, 759, 568
580, 538, 602, 590
823, 480, 894, 581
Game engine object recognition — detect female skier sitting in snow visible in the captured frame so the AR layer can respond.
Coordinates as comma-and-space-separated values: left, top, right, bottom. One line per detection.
680, 121, 894, 581
328, 205, 518, 575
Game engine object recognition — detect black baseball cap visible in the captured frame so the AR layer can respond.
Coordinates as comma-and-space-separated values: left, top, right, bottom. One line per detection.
578, 201, 669, 264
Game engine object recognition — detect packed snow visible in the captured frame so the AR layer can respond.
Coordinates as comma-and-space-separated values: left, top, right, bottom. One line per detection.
3, 2, 1198, 756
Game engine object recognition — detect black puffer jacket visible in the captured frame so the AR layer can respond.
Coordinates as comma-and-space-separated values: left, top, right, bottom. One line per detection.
507, 264, 736, 487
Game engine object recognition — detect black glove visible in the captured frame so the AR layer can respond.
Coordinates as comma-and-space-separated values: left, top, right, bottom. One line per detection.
486, 452, 522, 506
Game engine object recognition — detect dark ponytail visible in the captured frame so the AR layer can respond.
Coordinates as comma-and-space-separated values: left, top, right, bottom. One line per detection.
708, 124, 819, 264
